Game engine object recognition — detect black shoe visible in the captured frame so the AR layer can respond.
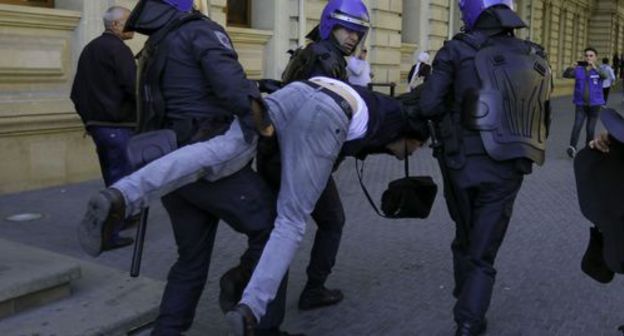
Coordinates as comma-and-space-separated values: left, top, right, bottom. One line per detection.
219, 264, 253, 313
581, 227, 615, 283
225, 303, 257, 336
455, 319, 487, 336
298, 285, 344, 311
567, 146, 577, 158
77, 188, 126, 257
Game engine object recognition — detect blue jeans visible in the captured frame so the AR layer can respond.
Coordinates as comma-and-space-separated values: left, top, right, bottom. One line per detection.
569, 105, 600, 148
241, 82, 349, 320
112, 119, 257, 217
88, 126, 134, 237
88, 126, 134, 187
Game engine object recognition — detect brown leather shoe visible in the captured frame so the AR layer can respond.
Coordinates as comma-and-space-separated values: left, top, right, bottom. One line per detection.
77, 188, 126, 257
225, 303, 257, 336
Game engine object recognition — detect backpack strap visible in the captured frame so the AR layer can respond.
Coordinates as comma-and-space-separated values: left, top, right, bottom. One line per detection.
453, 31, 490, 51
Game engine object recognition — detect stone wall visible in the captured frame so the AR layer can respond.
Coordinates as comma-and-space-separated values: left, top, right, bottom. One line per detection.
2, 0, 624, 193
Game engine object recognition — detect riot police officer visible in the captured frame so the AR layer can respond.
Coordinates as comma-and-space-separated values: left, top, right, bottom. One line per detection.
90, 1, 295, 335
255, 0, 371, 311
417, 1, 552, 335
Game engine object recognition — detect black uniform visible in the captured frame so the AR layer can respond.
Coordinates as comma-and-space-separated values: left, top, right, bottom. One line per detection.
125, 1, 286, 334
419, 6, 551, 330
257, 34, 351, 305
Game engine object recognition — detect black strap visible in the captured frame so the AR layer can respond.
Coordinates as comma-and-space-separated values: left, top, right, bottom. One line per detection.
301, 80, 353, 119
356, 140, 410, 218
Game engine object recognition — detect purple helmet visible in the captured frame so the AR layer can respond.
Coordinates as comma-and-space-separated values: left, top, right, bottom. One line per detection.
162, 0, 193, 12
319, 0, 370, 41
459, 0, 514, 30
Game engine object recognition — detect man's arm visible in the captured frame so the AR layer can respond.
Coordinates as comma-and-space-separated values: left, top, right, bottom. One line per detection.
191, 23, 261, 120
562, 66, 576, 79
418, 45, 454, 119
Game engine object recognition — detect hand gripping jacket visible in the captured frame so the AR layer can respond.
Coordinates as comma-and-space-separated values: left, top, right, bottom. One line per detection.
458, 31, 552, 165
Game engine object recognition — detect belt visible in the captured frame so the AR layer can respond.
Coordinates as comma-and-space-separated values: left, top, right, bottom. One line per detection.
301, 80, 353, 120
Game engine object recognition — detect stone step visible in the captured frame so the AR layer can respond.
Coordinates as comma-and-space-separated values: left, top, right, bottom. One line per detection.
0, 238, 81, 319
0, 239, 165, 336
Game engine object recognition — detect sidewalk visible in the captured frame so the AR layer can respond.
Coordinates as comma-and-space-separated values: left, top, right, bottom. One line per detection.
1, 93, 623, 335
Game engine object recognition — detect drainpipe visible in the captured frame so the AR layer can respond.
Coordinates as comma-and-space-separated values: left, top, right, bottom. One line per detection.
529, 0, 535, 40
448, 1, 455, 40
298, 0, 306, 46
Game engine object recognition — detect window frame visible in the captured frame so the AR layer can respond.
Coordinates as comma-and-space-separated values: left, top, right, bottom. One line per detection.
0, 0, 54, 8
226, 0, 251, 28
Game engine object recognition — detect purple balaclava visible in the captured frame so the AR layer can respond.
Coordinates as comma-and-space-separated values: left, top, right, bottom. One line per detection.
162, 0, 193, 12
458, 0, 514, 30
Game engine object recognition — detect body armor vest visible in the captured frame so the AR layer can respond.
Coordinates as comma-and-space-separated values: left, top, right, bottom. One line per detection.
457, 32, 552, 165
135, 13, 204, 134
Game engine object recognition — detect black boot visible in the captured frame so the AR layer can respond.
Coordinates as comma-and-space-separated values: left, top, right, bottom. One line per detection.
219, 263, 253, 313
581, 227, 615, 284
298, 284, 343, 311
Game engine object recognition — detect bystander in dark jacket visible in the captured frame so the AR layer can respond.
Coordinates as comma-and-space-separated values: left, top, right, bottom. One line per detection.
70, 6, 137, 249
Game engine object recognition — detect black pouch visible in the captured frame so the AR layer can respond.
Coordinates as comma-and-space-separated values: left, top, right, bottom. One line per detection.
356, 151, 437, 219
381, 176, 437, 218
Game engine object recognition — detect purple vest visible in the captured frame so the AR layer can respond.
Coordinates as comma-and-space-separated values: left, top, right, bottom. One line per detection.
573, 66, 605, 106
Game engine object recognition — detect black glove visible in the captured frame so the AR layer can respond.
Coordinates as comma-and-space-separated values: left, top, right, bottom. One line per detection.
256, 79, 284, 94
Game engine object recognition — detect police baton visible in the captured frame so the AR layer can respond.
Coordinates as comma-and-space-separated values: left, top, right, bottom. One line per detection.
125, 129, 178, 277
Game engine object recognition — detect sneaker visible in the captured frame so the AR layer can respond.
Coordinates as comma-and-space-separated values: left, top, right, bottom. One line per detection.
566, 146, 576, 158
298, 285, 344, 311
77, 188, 126, 257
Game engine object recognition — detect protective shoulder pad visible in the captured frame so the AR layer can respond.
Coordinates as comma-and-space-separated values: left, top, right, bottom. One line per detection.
453, 31, 490, 51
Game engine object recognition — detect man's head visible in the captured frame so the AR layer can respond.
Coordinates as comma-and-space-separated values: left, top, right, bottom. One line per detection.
584, 47, 598, 65
458, 0, 515, 31
603, 57, 610, 65
103, 6, 133, 40
319, 0, 370, 55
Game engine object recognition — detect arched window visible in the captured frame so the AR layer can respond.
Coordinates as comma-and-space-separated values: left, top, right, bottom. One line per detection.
227, 0, 251, 28
0, 0, 53, 7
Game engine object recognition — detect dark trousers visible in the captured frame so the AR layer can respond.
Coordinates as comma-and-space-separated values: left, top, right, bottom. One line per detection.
88, 126, 134, 236
569, 105, 601, 149
257, 137, 345, 288
443, 156, 524, 324
87, 126, 134, 187
603, 87, 611, 102
151, 165, 286, 335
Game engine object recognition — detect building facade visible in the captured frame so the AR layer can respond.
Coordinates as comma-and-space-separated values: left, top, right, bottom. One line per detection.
0, 0, 623, 193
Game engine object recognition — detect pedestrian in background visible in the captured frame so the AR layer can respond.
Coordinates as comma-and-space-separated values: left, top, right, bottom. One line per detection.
347, 47, 372, 86
562, 47, 607, 158
600, 57, 616, 102
407, 51, 431, 92
70, 6, 136, 250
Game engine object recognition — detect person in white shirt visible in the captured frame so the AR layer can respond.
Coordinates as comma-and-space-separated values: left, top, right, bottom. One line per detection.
407, 51, 432, 92
346, 48, 372, 86
600, 57, 617, 102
